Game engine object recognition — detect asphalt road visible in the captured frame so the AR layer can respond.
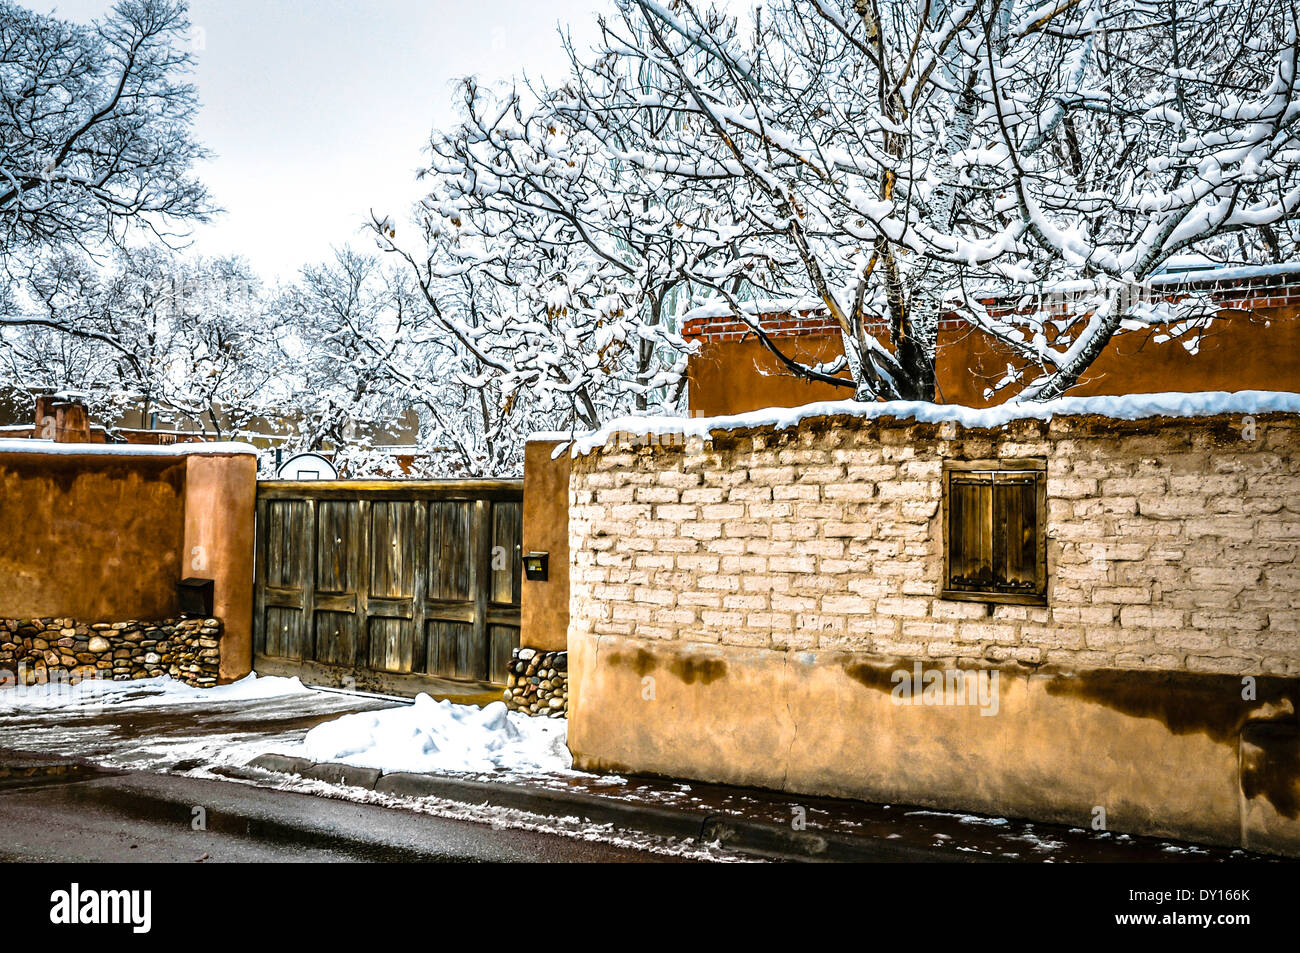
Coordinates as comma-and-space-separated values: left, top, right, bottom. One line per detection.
0, 681, 1259, 863
0, 768, 695, 862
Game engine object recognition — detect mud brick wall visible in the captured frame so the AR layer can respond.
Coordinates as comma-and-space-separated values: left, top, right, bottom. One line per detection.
566, 406, 1300, 855
569, 411, 1300, 676
0, 617, 222, 687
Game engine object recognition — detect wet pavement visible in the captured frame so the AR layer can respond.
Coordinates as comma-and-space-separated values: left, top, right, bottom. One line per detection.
0, 681, 1283, 862
0, 763, 696, 862
0, 682, 745, 861
0, 683, 393, 773
513, 771, 1272, 862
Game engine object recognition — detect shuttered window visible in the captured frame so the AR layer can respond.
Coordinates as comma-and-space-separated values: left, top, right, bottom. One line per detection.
942, 463, 1046, 604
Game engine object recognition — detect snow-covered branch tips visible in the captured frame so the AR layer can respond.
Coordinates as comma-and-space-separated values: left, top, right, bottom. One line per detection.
387, 0, 1300, 406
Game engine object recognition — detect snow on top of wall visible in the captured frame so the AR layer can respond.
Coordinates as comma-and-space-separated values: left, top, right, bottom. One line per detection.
569, 390, 1300, 456
1147, 261, 1300, 284
1005, 261, 1300, 298
678, 262, 1300, 322
682, 296, 828, 321
0, 438, 257, 457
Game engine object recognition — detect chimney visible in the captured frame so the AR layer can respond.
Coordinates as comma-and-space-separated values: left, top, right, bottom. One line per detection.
34, 394, 91, 443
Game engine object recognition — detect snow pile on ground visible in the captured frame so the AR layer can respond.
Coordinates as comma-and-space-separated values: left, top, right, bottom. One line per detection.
0, 672, 312, 713
298, 694, 573, 776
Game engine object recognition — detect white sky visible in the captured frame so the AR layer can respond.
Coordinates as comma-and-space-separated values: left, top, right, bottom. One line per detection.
51, 0, 609, 280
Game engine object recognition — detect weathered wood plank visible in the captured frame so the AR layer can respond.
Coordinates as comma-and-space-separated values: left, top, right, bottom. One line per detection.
302, 498, 317, 661
253, 498, 268, 655
491, 501, 523, 605
489, 624, 519, 685
411, 500, 429, 675
355, 499, 371, 673
315, 500, 354, 593
428, 500, 473, 600
313, 610, 357, 667
468, 499, 492, 682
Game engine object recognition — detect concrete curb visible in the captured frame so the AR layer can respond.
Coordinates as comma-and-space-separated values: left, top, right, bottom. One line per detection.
239, 753, 988, 862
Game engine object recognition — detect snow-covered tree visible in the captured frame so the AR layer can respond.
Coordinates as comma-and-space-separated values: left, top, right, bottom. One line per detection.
552, 0, 1300, 402
372, 72, 698, 432
0, 247, 268, 434
0, 0, 211, 260
270, 246, 549, 477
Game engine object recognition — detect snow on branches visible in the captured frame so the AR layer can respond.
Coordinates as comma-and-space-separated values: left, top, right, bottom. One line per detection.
372, 75, 695, 434
0, 0, 212, 259
545, 0, 1300, 402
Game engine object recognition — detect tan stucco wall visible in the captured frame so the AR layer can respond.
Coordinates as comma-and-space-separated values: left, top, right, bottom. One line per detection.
947, 306, 1300, 408
0, 452, 185, 619
566, 410, 1300, 853
688, 334, 849, 417
183, 454, 256, 681
521, 439, 571, 653
568, 634, 1299, 852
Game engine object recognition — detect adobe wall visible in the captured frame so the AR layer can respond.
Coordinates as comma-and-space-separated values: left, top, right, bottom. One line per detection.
685, 303, 1300, 415
946, 306, 1300, 407
507, 438, 574, 718
566, 407, 1300, 854
0, 451, 186, 620
688, 330, 849, 416
0, 445, 258, 682
521, 438, 571, 653
183, 453, 257, 681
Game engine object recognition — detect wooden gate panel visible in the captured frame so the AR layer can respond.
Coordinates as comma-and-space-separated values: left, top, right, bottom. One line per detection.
313, 609, 357, 667
368, 616, 414, 673
369, 501, 416, 599
265, 500, 310, 589
264, 606, 303, 661
491, 501, 523, 605
428, 501, 473, 600
423, 619, 474, 678
255, 480, 523, 694
315, 500, 357, 594
489, 623, 518, 685
258, 498, 310, 661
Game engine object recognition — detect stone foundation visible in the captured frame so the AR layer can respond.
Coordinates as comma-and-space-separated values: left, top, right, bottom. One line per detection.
503, 648, 568, 717
0, 617, 222, 687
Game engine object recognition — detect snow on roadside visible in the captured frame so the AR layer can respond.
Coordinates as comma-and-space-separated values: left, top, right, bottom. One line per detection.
296, 693, 573, 776
0, 672, 312, 713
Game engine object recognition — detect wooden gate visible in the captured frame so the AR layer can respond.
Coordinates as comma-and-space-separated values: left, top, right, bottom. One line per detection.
253, 480, 523, 694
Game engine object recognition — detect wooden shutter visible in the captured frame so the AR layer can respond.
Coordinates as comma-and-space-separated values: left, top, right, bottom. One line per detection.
948, 473, 995, 589
945, 466, 1045, 602
993, 472, 1039, 593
